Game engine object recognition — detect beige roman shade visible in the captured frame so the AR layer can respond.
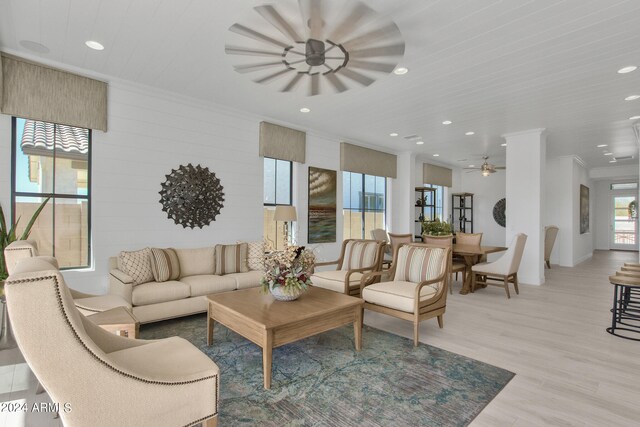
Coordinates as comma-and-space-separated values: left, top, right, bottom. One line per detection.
423, 163, 452, 187
340, 142, 397, 178
0, 53, 107, 131
259, 121, 306, 163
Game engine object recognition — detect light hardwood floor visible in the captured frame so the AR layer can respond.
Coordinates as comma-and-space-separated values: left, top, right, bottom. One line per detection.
1, 250, 637, 426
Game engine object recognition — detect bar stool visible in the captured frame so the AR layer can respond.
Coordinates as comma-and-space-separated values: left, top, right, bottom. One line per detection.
607, 273, 640, 341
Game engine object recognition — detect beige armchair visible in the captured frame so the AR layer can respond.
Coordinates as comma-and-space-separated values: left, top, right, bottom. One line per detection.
423, 235, 466, 294
4, 240, 129, 315
360, 243, 450, 346
5, 257, 219, 427
311, 239, 385, 296
544, 226, 559, 268
471, 233, 528, 298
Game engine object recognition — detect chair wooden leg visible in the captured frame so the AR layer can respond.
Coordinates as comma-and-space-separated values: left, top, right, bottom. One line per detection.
513, 273, 520, 295
471, 272, 476, 292
204, 416, 218, 427
504, 276, 510, 299
413, 320, 420, 346
437, 314, 444, 329
449, 272, 453, 294
545, 260, 551, 269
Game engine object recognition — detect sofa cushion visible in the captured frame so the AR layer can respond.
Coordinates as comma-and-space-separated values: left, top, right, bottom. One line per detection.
149, 248, 181, 282
225, 271, 264, 290
180, 275, 237, 297
132, 281, 190, 306
175, 247, 215, 278
118, 248, 154, 285
214, 243, 249, 275
362, 281, 439, 313
341, 241, 379, 271
74, 295, 131, 314
311, 270, 363, 293
238, 241, 265, 271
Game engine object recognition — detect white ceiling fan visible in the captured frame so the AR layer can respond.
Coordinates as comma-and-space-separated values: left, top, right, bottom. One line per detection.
464, 156, 506, 176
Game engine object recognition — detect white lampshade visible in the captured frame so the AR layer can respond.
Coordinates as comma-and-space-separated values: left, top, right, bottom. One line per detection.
274, 205, 297, 222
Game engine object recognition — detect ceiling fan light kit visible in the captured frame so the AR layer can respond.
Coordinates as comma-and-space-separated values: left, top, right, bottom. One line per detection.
464, 156, 506, 176
226, 0, 405, 96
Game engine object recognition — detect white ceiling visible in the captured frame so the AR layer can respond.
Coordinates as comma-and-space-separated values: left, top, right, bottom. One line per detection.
2, 0, 640, 170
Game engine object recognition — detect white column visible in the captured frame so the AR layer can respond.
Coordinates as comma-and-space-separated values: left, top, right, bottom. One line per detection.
504, 129, 546, 285
390, 151, 415, 233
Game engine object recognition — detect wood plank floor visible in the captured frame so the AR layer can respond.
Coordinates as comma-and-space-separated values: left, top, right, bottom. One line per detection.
0, 250, 637, 426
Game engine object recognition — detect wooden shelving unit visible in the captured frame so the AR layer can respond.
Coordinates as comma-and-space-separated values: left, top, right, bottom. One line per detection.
415, 187, 436, 240
451, 192, 474, 233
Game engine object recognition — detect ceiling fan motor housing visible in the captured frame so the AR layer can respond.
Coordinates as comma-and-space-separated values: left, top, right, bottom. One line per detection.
305, 39, 326, 66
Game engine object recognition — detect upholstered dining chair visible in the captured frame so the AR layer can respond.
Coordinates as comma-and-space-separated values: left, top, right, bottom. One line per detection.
455, 232, 485, 263
471, 233, 528, 299
370, 228, 392, 266
423, 235, 466, 294
544, 226, 559, 268
4, 240, 130, 315
388, 233, 413, 263
311, 239, 385, 296
360, 243, 450, 346
4, 257, 219, 427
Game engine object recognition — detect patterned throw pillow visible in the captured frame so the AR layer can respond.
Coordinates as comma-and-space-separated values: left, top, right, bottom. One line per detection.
393, 246, 446, 284
118, 248, 154, 285
149, 248, 181, 282
341, 241, 379, 271
214, 243, 249, 275
237, 241, 265, 271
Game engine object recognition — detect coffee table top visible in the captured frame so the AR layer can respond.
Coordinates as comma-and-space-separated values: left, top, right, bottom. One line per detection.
207, 286, 362, 329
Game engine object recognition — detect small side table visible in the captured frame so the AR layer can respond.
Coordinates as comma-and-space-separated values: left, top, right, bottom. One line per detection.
87, 306, 139, 338
607, 274, 640, 341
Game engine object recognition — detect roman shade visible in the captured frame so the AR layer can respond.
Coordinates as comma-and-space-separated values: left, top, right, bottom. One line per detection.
0, 53, 107, 131
423, 163, 452, 187
340, 142, 397, 178
259, 121, 306, 163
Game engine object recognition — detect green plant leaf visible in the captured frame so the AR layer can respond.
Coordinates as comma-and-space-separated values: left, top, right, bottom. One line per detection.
18, 197, 51, 241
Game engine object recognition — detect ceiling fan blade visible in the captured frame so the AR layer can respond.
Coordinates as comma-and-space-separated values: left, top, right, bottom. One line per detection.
233, 61, 283, 73
298, 0, 323, 40
328, 3, 374, 42
342, 23, 402, 50
229, 23, 290, 49
338, 68, 374, 86
349, 44, 406, 58
348, 60, 396, 73
255, 68, 293, 84
225, 46, 284, 57
495, 166, 506, 170
281, 73, 305, 92
309, 73, 320, 96
324, 72, 348, 93
255, 5, 303, 42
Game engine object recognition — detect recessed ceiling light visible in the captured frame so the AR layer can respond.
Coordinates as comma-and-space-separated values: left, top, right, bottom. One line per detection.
625, 95, 640, 101
19, 40, 50, 54
468, 164, 475, 168
618, 66, 638, 74
609, 160, 617, 163
432, 153, 439, 157
596, 144, 608, 148
442, 120, 452, 125
393, 67, 409, 75
300, 107, 311, 113
501, 143, 507, 147
85, 40, 104, 51
389, 132, 399, 137
604, 152, 613, 156
416, 141, 424, 145
465, 131, 475, 136
630, 115, 640, 120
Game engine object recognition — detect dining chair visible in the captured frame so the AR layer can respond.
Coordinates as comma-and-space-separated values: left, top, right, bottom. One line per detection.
544, 226, 559, 268
455, 232, 483, 246
370, 228, 392, 266
423, 235, 466, 294
360, 243, 450, 346
471, 233, 528, 298
388, 233, 413, 261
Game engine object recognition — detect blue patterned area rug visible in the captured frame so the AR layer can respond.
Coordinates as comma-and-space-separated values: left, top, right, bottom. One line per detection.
141, 314, 513, 426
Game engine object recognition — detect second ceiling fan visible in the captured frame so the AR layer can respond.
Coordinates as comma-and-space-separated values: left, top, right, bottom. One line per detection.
464, 156, 506, 176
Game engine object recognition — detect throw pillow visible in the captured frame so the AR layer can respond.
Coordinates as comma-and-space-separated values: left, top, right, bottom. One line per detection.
149, 248, 181, 282
214, 243, 249, 275
237, 240, 265, 271
118, 248, 154, 285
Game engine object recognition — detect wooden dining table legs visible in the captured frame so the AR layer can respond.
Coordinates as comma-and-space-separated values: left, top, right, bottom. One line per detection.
460, 254, 481, 294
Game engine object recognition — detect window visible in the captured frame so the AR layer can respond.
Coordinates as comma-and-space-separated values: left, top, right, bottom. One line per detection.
263, 158, 292, 249
425, 184, 445, 221
343, 172, 386, 240
12, 118, 91, 269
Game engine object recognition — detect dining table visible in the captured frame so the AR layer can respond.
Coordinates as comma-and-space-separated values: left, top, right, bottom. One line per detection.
452, 244, 508, 294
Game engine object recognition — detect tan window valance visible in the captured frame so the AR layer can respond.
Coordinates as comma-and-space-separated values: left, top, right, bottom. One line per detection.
0, 53, 108, 131
340, 142, 397, 178
423, 163, 452, 187
259, 121, 306, 163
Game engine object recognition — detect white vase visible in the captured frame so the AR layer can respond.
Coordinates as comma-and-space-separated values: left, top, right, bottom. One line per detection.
269, 284, 304, 301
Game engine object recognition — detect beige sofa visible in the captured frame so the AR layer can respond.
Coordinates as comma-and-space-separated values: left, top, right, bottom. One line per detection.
109, 246, 263, 323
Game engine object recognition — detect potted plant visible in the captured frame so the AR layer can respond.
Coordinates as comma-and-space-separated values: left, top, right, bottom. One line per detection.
421, 218, 452, 238
0, 197, 51, 293
261, 245, 315, 301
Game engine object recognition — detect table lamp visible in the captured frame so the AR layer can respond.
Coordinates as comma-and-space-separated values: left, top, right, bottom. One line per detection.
274, 206, 297, 246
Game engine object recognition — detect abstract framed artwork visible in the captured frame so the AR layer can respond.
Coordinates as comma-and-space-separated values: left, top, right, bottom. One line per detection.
580, 184, 589, 234
308, 167, 337, 243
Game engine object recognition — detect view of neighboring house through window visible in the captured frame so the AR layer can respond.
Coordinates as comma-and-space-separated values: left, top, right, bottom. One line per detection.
343, 172, 386, 240
263, 157, 292, 250
12, 118, 91, 269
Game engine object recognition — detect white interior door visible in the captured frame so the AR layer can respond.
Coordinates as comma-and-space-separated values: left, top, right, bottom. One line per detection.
610, 193, 639, 250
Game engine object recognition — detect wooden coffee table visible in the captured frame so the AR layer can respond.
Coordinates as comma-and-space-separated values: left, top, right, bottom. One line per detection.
206, 286, 363, 389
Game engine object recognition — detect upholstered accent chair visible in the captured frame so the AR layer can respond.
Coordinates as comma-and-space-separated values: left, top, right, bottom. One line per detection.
360, 243, 450, 346
544, 226, 559, 268
311, 239, 385, 296
5, 257, 219, 427
370, 228, 392, 266
471, 233, 528, 299
423, 235, 466, 294
4, 240, 129, 315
